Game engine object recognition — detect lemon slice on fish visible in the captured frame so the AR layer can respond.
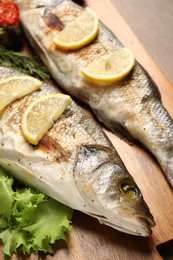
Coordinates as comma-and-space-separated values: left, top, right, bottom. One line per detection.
0, 76, 42, 112
80, 48, 135, 83
21, 93, 72, 145
53, 8, 99, 50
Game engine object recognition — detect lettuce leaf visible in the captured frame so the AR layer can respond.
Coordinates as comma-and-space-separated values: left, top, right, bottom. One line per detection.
0, 168, 73, 259
0, 170, 14, 220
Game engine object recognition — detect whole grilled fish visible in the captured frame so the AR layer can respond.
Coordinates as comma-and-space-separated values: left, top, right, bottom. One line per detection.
16, 0, 173, 188
0, 66, 155, 236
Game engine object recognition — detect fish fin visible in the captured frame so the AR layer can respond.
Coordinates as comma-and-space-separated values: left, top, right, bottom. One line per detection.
92, 109, 137, 146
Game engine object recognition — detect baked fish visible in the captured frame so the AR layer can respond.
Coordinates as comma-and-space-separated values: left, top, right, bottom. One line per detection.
16, 0, 173, 188
0, 66, 155, 236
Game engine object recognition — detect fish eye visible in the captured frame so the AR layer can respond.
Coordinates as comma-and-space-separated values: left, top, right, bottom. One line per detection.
120, 179, 142, 200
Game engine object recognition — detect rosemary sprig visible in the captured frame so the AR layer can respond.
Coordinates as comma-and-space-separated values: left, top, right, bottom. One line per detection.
0, 45, 50, 80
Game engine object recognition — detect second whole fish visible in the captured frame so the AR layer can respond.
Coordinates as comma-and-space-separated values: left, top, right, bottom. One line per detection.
16, 0, 173, 188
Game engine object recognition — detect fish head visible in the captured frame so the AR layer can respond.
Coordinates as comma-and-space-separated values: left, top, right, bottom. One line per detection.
75, 145, 155, 236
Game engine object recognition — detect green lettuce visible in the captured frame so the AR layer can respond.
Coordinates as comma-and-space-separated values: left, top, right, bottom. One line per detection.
0, 168, 73, 259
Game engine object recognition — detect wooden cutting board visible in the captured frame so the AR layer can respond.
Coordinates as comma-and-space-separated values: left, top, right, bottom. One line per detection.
1, 0, 173, 259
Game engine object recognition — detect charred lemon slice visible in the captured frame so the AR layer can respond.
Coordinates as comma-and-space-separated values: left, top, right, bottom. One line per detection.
53, 8, 99, 50
81, 48, 135, 83
21, 93, 72, 145
0, 76, 42, 112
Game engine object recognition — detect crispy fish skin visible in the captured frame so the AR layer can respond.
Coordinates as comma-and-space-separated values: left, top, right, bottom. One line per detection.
0, 66, 155, 236
16, 0, 173, 188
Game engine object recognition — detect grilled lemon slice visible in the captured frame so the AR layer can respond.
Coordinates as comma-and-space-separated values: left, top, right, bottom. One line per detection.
21, 93, 72, 145
53, 8, 99, 50
0, 76, 42, 112
81, 48, 135, 83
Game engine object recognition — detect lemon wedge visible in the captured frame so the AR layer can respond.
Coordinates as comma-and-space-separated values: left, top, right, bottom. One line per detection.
0, 76, 42, 112
21, 93, 72, 145
53, 7, 99, 50
81, 48, 135, 83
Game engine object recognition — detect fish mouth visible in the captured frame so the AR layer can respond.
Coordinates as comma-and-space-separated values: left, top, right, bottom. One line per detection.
89, 210, 155, 237
98, 215, 155, 237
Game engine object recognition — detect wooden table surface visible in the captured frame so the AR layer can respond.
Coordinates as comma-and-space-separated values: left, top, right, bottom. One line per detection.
112, 0, 173, 85
0, 0, 173, 259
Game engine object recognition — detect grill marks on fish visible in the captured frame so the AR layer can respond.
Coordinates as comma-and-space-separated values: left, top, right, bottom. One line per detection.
55, 5, 81, 23
44, 10, 64, 31
75, 42, 108, 66
43, 5, 81, 31
39, 135, 71, 162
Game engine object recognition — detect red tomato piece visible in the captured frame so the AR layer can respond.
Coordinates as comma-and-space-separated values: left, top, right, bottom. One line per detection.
0, 2, 19, 26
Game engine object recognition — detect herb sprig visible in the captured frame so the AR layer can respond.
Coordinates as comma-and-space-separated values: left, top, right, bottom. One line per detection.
0, 45, 50, 80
